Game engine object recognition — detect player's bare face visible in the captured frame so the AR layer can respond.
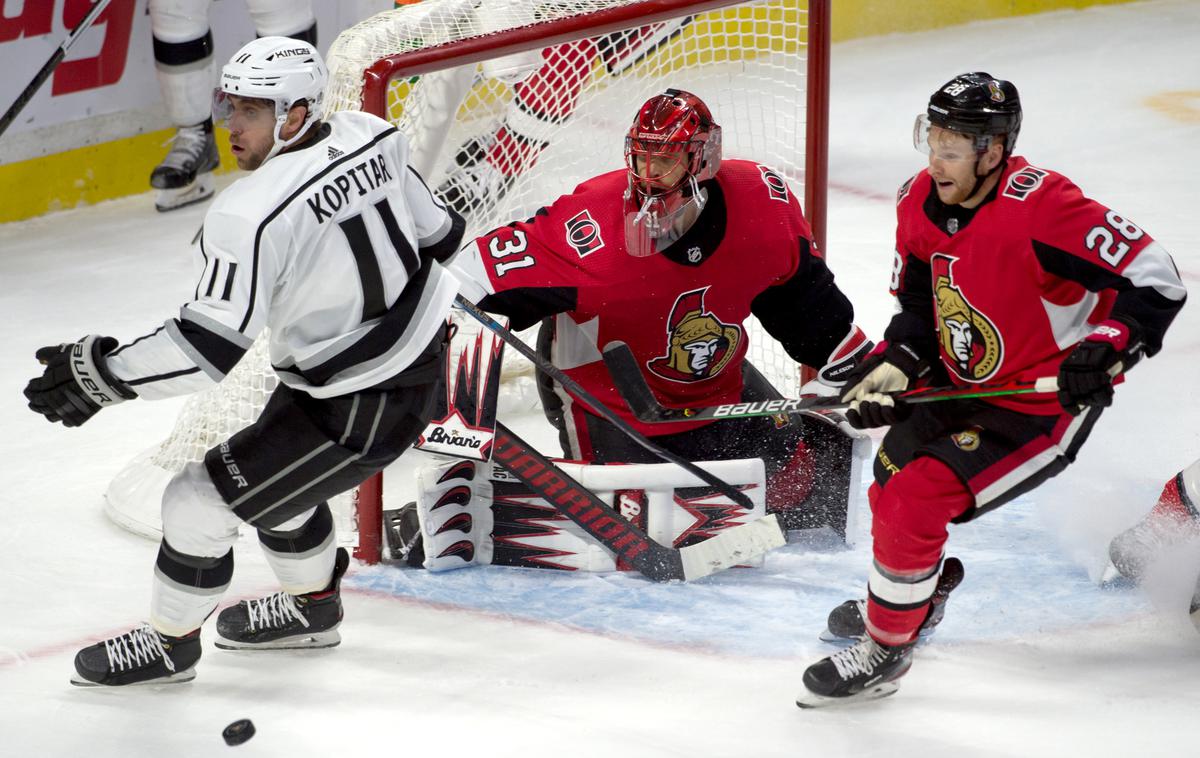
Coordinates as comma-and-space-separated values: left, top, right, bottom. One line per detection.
225, 96, 277, 171
925, 127, 980, 205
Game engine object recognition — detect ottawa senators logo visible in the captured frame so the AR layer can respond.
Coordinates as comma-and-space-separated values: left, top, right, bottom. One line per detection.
758, 165, 789, 202
647, 288, 742, 383
1002, 165, 1049, 201
564, 209, 605, 257
951, 427, 982, 451
932, 254, 1003, 382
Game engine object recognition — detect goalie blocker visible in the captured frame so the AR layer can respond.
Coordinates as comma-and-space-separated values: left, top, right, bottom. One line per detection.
390, 444, 865, 574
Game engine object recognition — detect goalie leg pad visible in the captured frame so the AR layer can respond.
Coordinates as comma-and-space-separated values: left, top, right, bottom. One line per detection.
768, 410, 870, 543
414, 460, 496, 571
410, 457, 769, 573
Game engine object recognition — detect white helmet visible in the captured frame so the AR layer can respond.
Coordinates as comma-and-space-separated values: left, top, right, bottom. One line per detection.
213, 36, 327, 162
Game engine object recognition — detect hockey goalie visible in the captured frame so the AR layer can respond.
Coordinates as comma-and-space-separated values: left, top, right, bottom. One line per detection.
391, 88, 872, 575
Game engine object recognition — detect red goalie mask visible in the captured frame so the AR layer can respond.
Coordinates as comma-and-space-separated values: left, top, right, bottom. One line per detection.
623, 89, 722, 257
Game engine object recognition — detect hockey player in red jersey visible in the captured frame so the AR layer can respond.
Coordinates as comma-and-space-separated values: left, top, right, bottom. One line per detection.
795, 72, 1187, 708
449, 88, 871, 537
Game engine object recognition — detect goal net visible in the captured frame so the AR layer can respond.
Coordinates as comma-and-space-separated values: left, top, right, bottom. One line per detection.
104, 0, 830, 563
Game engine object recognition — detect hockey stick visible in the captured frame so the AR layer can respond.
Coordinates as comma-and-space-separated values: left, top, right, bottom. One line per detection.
453, 295, 757, 512
0, 0, 114, 139
491, 421, 784, 581
602, 340, 1061, 424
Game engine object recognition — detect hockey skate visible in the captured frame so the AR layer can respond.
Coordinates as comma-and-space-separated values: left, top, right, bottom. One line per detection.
215, 548, 349, 650
382, 502, 425, 567
71, 623, 201, 687
1105, 511, 1200, 584
151, 122, 220, 213
820, 556, 964, 644
435, 136, 514, 218
1191, 578, 1200, 634
796, 635, 915, 708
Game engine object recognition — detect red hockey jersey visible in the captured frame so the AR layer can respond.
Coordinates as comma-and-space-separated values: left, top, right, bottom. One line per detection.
451, 159, 855, 435
889, 156, 1185, 415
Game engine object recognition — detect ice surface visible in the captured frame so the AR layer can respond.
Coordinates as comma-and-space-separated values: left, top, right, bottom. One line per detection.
2, 2, 1199, 755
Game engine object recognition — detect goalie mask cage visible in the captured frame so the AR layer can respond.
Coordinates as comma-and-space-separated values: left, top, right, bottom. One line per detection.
103, 0, 831, 564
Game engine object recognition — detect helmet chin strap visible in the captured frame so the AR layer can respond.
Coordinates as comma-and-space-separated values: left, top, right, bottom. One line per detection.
963, 154, 1005, 204
265, 104, 318, 162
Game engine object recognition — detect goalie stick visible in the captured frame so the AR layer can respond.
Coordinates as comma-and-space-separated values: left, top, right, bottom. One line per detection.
0, 0, 114, 139
453, 295, 757, 512
491, 421, 784, 581
601, 340, 1062, 424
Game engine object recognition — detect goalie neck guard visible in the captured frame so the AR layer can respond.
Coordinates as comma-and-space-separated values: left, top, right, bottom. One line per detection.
212, 36, 328, 163
623, 89, 722, 257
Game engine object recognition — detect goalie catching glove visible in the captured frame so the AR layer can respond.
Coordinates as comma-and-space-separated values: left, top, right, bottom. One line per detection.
1057, 318, 1142, 415
24, 335, 135, 427
838, 342, 929, 429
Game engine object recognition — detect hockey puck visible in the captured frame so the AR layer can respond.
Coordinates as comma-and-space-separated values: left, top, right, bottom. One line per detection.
222, 719, 255, 746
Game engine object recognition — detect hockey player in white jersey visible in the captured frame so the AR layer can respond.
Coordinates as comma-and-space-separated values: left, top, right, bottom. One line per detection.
24, 37, 465, 687
149, 0, 316, 212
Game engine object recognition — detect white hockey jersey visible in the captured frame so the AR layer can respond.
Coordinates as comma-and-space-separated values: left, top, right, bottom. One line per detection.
107, 111, 463, 400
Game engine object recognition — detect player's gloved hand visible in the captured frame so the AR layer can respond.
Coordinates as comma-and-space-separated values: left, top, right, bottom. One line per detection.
24, 335, 136, 427
839, 342, 928, 429
1057, 319, 1142, 415
798, 325, 874, 397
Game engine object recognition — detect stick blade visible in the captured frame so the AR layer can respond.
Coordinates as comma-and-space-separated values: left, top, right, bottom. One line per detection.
679, 514, 786, 581
601, 340, 661, 421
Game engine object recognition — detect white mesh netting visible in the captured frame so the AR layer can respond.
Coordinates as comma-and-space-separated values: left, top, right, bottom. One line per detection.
105, 0, 818, 549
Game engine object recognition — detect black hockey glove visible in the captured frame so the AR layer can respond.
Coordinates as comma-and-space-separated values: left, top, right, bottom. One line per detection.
24, 335, 136, 427
1057, 319, 1143, 416
839, 342, 929, 429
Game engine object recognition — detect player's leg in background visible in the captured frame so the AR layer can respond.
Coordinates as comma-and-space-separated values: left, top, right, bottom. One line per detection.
1107, 456, 1200, 582
435, 17, 692, 220
244, 0, 317, 44
436, 38, 597, 218
737, 362, 868, 539
148, 0, 221, 211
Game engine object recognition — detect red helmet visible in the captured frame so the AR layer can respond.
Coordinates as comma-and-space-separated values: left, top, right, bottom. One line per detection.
625, 88, 722, 200
623, 89, 721, 256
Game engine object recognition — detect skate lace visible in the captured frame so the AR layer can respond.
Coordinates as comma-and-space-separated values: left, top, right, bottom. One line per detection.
159, 127, 211, 167
103, 623, 174, 673
829, 638, 889, 679
245, 592, 310, 633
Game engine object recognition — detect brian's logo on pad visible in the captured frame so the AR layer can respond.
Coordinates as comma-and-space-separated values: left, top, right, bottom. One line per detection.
564, 209, 605, 258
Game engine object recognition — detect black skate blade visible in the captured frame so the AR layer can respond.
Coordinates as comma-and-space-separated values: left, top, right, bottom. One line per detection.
69, 668, 196, 687
795, 681, 899, 709
214, 629, 341, 651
